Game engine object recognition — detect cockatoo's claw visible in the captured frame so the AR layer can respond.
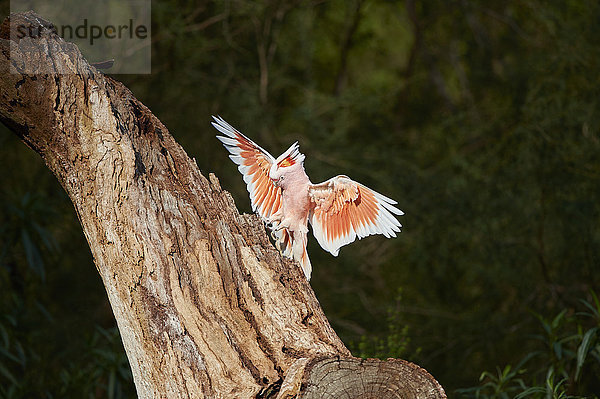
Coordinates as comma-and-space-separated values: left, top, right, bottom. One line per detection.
266, 220, 278, 230
268, 220, 286, 232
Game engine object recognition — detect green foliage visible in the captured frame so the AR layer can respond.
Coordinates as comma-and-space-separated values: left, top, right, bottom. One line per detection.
0, 305, 133, 398
0, 191, 134, 397
56, 327, 133, 399
458, 293, 600, 398
354, 290, 418, 360
1, 193, 59, 282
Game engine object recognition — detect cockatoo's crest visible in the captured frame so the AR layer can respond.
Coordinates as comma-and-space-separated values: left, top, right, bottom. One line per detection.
276, 141, 304, 167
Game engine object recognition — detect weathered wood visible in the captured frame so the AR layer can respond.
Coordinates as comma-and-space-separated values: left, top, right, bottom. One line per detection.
0, 11, 446, 399
300, 357, 446, 398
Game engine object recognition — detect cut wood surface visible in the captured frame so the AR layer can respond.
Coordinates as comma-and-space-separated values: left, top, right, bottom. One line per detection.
0, 11, 446, 399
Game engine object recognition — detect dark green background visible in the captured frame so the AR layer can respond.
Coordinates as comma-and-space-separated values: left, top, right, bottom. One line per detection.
1, 1, 599, 397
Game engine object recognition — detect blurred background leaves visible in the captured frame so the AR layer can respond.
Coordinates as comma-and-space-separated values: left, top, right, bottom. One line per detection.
1, 0, 599, 397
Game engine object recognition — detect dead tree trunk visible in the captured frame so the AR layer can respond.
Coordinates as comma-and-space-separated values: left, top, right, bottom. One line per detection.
0, 12, 446, 399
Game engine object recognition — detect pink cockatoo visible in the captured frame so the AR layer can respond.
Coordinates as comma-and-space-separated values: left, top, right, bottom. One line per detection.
213, 116, 403, 280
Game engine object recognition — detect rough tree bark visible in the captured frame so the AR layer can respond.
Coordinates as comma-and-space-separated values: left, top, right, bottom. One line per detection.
0, 12, 446, 399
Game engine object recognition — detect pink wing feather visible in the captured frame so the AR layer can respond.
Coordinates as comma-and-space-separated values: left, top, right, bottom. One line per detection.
212, 116, 282, 220
309, 175, 403, 256
213, 116, 296, 266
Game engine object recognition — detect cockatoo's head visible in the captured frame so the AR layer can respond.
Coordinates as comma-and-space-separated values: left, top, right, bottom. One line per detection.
269, 142, 306, 189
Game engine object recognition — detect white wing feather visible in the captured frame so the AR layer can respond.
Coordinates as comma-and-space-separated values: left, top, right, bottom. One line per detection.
212, 116, 282, 219
309, 175, 403, 256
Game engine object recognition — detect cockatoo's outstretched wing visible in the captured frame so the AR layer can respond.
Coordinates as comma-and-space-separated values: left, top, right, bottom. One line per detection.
309, 175, 403, 256
213, 116, 298, 270
212, 116, 282, 220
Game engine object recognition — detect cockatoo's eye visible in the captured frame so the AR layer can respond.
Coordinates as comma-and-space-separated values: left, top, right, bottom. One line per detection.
272, 175, 284, 187
271, 174, 283, 186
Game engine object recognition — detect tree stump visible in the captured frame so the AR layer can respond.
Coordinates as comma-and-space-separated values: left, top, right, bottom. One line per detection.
0, 11, 446, 399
